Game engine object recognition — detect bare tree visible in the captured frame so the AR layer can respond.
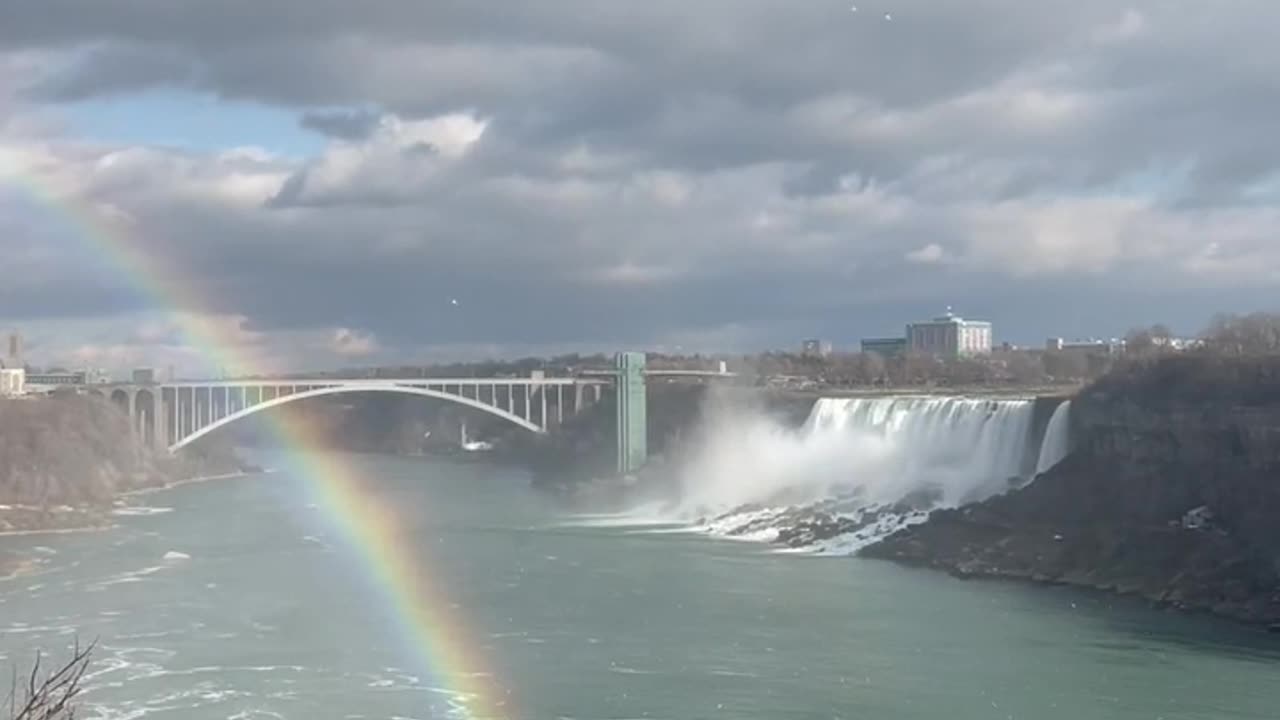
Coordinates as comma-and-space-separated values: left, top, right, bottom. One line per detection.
6, 642, 94, 720
1203, 312, 1280, 355
1042, 350, 1091, 380
1125, 325, 1161, 356
1000, 350, 1046, 385
857, 352, 887, 385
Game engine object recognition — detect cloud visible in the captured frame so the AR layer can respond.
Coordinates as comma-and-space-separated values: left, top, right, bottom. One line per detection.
1, 1, 1279, 371
298, 108, 382, 140
269, 112, 487, 206
330, 327, 379, 357
906, 243, 947, 265
1092, 9, 1148, 45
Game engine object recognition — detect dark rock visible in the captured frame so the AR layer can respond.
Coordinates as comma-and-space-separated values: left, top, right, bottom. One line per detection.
863, 356, 1280, 628
775, 512, 857, 547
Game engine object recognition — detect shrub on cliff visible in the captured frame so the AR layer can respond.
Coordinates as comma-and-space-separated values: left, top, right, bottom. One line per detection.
1084, 353, 1280, 409
0, 395, 164, 506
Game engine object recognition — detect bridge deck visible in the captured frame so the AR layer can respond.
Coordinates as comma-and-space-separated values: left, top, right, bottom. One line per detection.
151, 377, 602, 388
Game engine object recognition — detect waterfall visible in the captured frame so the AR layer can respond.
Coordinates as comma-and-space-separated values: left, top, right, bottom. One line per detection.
665, 394, 1059, 554
802, 397, 1036, 504
1034, 400, 1071, 475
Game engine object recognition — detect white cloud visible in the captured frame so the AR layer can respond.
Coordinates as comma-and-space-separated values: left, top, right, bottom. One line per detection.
330, 328, 380, 357
585, 261, 684, 288
1092, 9, 1148, 45
273, 111, 487, 206
906, 243, 947, 264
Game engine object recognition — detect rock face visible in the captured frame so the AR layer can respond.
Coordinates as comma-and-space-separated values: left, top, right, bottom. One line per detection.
0, 394, 245, 534
0, 395, 168, 509
864, 356, 1280, 626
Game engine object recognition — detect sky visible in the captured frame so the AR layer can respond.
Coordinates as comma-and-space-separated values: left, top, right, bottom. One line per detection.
2, 1, 1279, 376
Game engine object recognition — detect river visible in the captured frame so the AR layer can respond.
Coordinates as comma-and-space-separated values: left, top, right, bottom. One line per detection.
1, 453, 1278, 719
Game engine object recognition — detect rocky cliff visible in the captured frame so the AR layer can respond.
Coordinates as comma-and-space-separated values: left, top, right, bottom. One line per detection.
0, 394, 246, 536
863, 355, 1280, 627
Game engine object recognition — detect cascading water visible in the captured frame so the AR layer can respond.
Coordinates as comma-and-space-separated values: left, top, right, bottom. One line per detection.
1034, 400, 1072, 475
662, 395, 1059, 555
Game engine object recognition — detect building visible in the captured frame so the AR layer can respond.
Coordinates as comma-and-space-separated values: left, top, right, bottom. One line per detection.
25, 370, 88, 387
1151, 336, 1204, 351
906, 309, 992, 357
85, 369, 111, 385
861, 337, 907, 357
132, 367, 157, 385
801, 339, 833, 358
1046, 338, 1125, 356
0, 367, 24, 397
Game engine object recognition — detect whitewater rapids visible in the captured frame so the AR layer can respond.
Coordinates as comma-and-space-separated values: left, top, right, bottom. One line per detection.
615, 394, 1072, 555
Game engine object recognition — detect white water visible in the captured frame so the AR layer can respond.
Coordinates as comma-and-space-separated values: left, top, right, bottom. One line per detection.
1034, 400, 1072, 475
643, 394, 1068, 554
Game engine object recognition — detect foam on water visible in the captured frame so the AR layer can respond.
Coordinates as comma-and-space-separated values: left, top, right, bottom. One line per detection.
560, 501, 674, 528
111, 506, 174, 517
622, 394, 1071, 554
86, 565, 168, 591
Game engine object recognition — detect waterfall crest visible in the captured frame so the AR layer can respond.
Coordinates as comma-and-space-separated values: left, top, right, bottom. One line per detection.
663, 394, 1069, 554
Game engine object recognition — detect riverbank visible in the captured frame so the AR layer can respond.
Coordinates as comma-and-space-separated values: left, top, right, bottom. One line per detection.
0, 464, 262, 533
0, 394, 252, 578
862, 355, 1280, 629
0, 468, 261, 582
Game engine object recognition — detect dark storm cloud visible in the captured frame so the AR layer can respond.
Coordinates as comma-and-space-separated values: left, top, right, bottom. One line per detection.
22, 45, 196, 102
2, 0, 1280, 364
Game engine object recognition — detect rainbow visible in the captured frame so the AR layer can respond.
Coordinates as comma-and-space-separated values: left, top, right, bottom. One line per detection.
1, 166, 511, 718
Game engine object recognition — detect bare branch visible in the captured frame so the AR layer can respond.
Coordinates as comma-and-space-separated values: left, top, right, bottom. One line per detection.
8, 640, 95, 720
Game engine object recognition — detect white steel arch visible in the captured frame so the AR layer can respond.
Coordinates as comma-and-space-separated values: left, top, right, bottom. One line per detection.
169, 384, 543, 452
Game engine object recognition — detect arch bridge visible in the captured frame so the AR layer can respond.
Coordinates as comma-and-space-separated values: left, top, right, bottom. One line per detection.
93, 376, 607, 453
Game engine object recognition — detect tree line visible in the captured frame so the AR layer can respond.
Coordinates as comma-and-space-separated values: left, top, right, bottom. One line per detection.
276, 312, 1280, 388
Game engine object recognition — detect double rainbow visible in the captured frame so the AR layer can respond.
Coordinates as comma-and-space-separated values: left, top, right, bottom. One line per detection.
1, 168, 510, 718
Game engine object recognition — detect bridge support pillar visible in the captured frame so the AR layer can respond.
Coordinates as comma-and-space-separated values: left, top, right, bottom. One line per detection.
615, 351, 647, 475
126, 389, 138, 437
154, 392, 169, 452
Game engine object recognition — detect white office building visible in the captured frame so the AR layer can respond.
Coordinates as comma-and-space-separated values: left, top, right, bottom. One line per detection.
907, 310, 993, 357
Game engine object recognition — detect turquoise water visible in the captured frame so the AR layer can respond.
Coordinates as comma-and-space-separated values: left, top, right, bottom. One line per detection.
1, 454, 1278, 719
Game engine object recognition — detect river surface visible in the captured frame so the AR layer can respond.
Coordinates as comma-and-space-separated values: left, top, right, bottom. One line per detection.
1, 453, 1278, 719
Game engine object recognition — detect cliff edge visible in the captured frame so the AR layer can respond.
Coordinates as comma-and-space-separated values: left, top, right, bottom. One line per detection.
0, 394, 246, 537
863, 355, 1280, 627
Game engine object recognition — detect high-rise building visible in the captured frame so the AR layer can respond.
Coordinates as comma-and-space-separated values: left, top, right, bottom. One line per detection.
6, 333, 20, 365
906, 309, 992, 357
